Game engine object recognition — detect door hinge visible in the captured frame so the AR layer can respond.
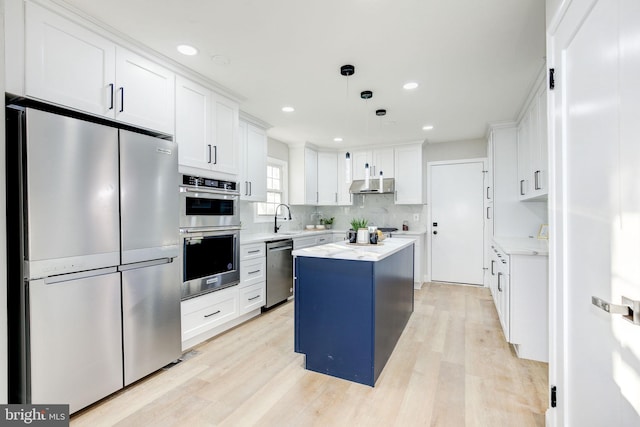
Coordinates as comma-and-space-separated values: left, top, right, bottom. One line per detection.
550, 385, 557, 408
549, 68, 555, 90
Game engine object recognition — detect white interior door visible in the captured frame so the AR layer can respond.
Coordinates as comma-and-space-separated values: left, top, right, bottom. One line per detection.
430, 161, 484, 285
549, 0, 640, 425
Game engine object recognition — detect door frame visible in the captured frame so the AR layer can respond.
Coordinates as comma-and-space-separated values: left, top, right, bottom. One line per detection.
427, 158, 488, 284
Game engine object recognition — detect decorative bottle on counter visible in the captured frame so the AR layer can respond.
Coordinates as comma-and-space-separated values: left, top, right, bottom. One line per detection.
402, 221, 409, 231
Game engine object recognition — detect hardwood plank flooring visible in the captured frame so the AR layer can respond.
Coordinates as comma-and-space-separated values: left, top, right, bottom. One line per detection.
71, 282, 548, 426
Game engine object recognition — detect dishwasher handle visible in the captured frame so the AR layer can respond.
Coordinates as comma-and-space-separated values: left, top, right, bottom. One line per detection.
268, 245, 293, 252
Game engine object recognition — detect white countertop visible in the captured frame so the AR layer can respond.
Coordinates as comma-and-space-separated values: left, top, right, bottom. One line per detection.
493, 236, 549, 256
292, 237, 415, 262
241, 229, 335, 245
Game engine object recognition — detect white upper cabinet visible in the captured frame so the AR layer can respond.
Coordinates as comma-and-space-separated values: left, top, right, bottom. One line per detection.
317, 152, 338, 205
517, 76, 548, 200
393, 143, 425, 204
24, 2, 175, 135
336, 150, 353, 206
351, 148, 395, 179
114, 48, 175, 135
175, 76, 240, 178
212, 93, 240, 176
25, 2, 115, 118
175, 76, 211, 171
239, 120, 267, 202
289, 145, 318, 205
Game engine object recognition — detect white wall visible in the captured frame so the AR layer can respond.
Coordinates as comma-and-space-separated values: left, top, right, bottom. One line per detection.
267, 137, 288, 162
424, 138, 487, 163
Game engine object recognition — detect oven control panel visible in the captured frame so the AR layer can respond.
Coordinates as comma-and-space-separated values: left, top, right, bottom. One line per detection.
182, 174, 237, 191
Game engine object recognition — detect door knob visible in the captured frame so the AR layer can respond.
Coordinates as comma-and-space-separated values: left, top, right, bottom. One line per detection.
433, 231, 438, 235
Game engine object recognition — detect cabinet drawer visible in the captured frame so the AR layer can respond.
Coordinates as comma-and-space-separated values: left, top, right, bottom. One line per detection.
239, 282, 265, 314
241, 258, 266, 286
240, 243, 265, 260
181, 288, 238, 340
316, 234, 330, 245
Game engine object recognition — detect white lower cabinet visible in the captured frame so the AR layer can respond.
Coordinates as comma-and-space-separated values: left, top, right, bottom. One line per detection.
490, 241, 548, 362
293, 232, 331, 249
239, 282, 266, 315
392, 232, 426, 288
181, 287, 239, 350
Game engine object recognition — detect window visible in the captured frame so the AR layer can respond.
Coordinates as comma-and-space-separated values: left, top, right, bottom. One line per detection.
256, 158, 288, 217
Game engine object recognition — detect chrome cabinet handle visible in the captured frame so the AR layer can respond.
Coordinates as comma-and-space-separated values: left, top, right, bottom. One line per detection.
491, 260, 495, 275
520, 180, 525, 196
247, 249, 261, 254
213, 145, 218, 164
248, 295, 260, 301
208, 145, 212, 164
534, 170, 541, 190
486, 207, 492, 220
204, 310, 221, 318
497, 272, 503, 292
486, 186, 491, 199
248, 270, 261, 275
249, 181, 252, 196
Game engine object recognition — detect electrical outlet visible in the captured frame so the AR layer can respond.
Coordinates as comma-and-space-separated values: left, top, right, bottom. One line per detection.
413, 213, 420, 221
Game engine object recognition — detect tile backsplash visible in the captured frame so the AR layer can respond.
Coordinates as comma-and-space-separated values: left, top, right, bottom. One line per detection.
240, 196, 427, 234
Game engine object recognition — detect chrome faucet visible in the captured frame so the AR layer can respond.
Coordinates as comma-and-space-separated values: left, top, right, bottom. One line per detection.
274, 203, 292, 233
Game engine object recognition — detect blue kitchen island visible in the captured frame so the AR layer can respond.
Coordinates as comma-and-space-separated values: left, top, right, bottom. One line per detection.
293, 238, 415, 386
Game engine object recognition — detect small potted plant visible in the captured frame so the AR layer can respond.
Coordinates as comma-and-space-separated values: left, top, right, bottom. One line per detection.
349, 218, 368, 243
320, 217, 335, 229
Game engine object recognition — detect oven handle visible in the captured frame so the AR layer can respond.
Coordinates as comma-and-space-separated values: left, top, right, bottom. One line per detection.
180, 226, 241, 234
181, 187, 240, 196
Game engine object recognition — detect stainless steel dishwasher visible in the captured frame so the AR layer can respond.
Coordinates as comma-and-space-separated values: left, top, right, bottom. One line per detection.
265, 239, 294, 308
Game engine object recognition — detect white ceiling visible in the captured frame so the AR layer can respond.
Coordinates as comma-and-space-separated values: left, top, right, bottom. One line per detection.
59, 0, 546, 149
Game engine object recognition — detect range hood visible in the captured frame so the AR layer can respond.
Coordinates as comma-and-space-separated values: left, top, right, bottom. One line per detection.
349, 178, 395, 194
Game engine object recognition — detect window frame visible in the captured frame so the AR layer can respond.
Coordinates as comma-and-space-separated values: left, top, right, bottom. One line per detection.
254, 157, 288, 222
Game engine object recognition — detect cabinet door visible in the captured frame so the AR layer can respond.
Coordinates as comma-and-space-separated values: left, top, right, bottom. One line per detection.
351, 150, 371, 180
516, 115, 531, 199
25, 2, 116, 118
373, 148, 395, 178
115, 47, 175, 134
175, 76, 212, 171
532, 85, 548, 195
497, 270, 510, 341
336, 150, 353, 205
211, 93, 240, 176
244, 123, 267, 201
304, 148, 318, 205
394, 144, 424, 204
317, 152, 338, 205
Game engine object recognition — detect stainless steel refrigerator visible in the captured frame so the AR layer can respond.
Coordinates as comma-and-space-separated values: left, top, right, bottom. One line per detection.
6, 105, 181, 413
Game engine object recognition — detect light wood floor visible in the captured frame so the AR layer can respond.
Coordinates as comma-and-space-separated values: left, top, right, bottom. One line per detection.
71, 282, 548, 426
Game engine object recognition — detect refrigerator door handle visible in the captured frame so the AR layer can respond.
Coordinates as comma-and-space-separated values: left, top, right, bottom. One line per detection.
44, 267, 118, 285
118, 257, 175, 272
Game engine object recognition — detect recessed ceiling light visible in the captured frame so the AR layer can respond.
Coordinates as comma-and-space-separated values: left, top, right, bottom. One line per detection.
334, 137, 343, 142
403, 82, 419, 90
177, 44, 198, 56
422, 125, 434, 131
282, 106, 295, 113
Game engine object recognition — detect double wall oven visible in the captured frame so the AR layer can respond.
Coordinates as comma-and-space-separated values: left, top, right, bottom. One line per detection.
180, 174, 240, 299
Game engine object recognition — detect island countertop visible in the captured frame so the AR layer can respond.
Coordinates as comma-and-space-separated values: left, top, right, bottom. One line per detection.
292, 237, 415, 262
